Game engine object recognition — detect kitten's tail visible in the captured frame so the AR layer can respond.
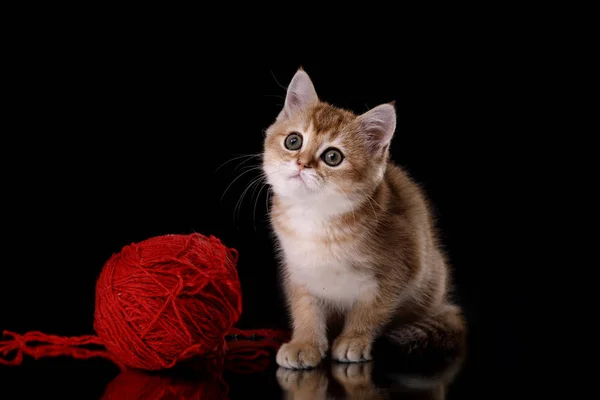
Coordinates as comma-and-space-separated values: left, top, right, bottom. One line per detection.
384, 304, 467, 355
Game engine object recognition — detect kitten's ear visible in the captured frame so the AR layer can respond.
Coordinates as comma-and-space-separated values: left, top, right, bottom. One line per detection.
357, 103, 397, 153
277, 69, 318, 120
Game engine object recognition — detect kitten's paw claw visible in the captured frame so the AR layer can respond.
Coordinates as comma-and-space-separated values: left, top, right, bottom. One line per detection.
276, 341, 325, 369
332, 336, 373, 362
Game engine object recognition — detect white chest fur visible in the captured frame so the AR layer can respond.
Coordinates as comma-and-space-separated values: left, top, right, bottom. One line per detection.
274, 207, 378, 306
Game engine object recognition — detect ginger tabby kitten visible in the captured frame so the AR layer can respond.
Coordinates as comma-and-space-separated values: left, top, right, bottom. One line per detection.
262, 68, 466, 369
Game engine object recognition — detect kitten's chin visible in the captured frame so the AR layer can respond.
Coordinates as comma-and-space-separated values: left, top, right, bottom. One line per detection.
273, 179, 316, 198
266, 173, 318, 199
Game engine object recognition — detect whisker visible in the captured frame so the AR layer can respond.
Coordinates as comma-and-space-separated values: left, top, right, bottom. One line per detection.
220, 166, 265, 203
263, 94, 286, 100
239, 163, 264, 174
364, 194, 378, 218
234, 156, 261, 173
357, 187, 391, 216
234, 174, 265, 224
265, 186, 272, 222
214, 153, 260, 173
269, 69, 289, 92
223, 165, 281, 229
330, 181, 358, 227
357, 188, 378, 218
252, 175, 268, 231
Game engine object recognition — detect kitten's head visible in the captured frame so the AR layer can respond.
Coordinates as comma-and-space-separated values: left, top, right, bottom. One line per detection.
262, 68, 396, 207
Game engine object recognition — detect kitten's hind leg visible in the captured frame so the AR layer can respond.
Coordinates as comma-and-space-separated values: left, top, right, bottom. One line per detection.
384, 304, 467, 355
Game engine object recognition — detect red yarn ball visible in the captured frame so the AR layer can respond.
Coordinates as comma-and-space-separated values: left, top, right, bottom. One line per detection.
93, 233, 242, 371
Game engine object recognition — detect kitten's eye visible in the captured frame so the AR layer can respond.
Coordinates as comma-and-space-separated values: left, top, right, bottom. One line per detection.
321, 148, 344, 167
284, 132, 303, 151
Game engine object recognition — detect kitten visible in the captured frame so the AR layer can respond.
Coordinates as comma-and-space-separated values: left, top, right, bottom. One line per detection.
262, 68, 466, 369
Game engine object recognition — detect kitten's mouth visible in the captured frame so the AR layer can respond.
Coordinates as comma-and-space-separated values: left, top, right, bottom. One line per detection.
290, 172, 305, 183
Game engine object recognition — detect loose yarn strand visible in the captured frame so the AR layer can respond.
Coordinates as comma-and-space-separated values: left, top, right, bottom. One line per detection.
0, 330, 123, 368
0, 328, 288, 373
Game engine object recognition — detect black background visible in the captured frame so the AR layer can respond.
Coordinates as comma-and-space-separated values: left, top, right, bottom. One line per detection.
0, 17, 549, 399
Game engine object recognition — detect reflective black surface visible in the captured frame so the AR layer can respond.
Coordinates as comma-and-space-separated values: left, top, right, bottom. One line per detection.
1, 343, 462, 399
0, 330, 527, 399
0, 20, 547, 399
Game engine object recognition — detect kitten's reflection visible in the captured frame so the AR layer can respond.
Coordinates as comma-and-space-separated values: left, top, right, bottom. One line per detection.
277, 367, 330, 400
277, 348, 463, 400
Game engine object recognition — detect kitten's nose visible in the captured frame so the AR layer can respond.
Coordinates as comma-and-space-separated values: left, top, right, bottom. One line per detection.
297, 158, 313, 169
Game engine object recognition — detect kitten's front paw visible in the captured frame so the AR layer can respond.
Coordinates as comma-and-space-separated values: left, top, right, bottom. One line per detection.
332, 336, 373, 362
276, 341, 325, 369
